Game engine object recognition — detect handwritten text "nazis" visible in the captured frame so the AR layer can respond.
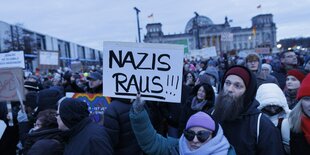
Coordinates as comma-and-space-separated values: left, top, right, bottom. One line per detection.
109, 50, 171, 71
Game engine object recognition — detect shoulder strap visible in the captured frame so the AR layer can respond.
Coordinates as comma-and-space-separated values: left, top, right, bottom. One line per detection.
277, 117, 284, 130
256, 113, 262, 144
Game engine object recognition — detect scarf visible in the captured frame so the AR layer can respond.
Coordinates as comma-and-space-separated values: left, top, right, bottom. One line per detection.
191, 97, 208, 111
285, 89, 298, 109
179, 126, 230, 155
301, 115, 310, 145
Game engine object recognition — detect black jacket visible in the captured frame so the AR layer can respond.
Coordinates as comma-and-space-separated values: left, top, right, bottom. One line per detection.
0, 102, 20, 155
290, 131, 310, 155
104, 99, 144, 155
63, 117, 113, 155
24, 128, 64, 155
221, 100, 284, 155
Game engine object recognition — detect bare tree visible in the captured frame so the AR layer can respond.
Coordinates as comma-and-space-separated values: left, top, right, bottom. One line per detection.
2, 23, 37, 53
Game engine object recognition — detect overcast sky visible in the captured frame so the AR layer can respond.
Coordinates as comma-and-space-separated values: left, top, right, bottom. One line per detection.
0, 0, 309, 50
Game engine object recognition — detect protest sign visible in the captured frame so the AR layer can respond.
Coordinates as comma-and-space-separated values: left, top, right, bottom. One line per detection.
255, 47, 271, 54
71, 61, 83, 72
39, 51, 60, 70
0, 51, 25, 68
0, 120, 6, 140
103, 42, 184, 103
0, 68, 25, 102
190, 46, 217, 59
66, 93, 111, 124
39, 51, 59, 65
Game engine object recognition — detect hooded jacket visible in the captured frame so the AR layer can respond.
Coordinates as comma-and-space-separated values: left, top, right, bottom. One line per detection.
219, 65, 285, 155
255, 83, 290, 126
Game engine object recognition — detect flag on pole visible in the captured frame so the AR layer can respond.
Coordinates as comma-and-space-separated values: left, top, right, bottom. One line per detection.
257, 5, 261, 9
148, 13, 153, 18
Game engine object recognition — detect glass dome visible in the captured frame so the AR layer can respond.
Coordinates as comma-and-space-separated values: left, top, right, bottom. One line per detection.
185, 15, 214, 33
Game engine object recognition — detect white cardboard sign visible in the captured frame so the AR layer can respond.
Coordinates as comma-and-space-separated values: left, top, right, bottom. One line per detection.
190, 46, 217, 58
103, 42, 184, 103
0, 120, 7, 140
39, 51, 59, 65
0, 51, 25, 68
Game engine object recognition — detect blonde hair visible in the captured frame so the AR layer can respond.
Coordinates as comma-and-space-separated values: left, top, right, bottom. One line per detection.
288, 100, 303, 133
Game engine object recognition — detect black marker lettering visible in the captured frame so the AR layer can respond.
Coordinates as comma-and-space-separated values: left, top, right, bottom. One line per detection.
157, 54, 171, 71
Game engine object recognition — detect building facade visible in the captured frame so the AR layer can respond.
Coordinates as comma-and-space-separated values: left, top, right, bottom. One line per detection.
144, 13, 277, 56
0, 21, 102, 72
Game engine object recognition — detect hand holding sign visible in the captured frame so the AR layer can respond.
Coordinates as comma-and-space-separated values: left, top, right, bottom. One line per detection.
132, 93, 145, 114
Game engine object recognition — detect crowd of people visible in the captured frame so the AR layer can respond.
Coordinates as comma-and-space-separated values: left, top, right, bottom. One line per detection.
0, 49, 309, 155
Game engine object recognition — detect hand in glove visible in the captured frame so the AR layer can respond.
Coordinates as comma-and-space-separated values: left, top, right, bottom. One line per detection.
132, 93, 145, 114
17, 110, 28, 123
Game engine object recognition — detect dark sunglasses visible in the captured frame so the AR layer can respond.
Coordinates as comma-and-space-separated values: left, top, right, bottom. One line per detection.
183, 129, 212, 143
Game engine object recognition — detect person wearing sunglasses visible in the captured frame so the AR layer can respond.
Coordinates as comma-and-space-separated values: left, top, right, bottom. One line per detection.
130, 95, 236, 155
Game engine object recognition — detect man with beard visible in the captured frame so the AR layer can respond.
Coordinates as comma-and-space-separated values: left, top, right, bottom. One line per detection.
212, 65, 284, 155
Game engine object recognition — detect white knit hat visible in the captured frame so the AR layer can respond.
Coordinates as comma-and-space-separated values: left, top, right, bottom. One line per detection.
262, 63, 272, 73
256, 83, 290, 114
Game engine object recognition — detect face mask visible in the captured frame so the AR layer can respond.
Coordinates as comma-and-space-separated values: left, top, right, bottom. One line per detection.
261, 106, 283, 116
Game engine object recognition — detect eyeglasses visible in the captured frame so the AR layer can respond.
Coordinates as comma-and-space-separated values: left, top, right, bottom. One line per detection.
183, 129, 212, 143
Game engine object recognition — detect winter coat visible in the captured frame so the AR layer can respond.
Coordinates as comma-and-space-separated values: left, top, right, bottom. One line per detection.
129, 108, 236, 155
290, 131, 310, 155
221, 100, 284, 155
63, 117, 113, 155
24, 128, 64, 155
103, 99, 144, 155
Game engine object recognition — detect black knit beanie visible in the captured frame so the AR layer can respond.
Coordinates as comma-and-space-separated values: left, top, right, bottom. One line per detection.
59, 98, 90, 129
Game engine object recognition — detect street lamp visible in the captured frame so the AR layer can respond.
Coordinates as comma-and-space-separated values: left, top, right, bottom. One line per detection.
134, 7, 141, 43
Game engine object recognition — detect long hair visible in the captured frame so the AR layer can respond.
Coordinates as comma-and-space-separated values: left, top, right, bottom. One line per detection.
289, 99, 303, 133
